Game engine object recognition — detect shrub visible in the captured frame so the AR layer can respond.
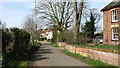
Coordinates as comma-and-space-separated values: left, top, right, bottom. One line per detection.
51, 26, 58, 44
62, 31, 89, 45
58, 31, 67, 42
40, 37, 47, 41
2, 29, 13, 53
10, 28, 30, 53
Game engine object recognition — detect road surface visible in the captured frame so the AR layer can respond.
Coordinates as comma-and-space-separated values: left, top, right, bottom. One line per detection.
30, 41, 93, 67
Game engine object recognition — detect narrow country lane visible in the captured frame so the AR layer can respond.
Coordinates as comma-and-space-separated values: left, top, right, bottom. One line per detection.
29, 41, 93, 67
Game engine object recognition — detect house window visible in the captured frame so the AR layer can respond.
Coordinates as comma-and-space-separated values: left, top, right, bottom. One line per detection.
112, 27, 118, 40
112, 9, 118, 22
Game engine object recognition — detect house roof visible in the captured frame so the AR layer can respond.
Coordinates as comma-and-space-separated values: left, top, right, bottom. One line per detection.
41, 29, 52, 34
101, 1, 120, 11
41, 30, 48, 34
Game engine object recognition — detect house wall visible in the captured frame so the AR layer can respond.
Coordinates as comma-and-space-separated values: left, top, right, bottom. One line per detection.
103, 10, 112, 44
103, 7, 120, 45
46, 31, 53, 39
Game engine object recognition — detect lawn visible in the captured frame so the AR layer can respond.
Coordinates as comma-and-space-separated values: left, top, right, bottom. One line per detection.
77, 44, 120, 50
75, 44, 120, 54
62, 49, 119, 68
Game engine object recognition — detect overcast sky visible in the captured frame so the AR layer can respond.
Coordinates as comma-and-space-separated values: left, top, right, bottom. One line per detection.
0, 0, 112, 29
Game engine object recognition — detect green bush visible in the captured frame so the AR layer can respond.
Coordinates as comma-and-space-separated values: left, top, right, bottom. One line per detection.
40, 37, 47, 41
2, 28, 31, 67
2, 29, 13, 53
58, 31, 67, 42
10, 28, 30, 53
51, 26, 58, 44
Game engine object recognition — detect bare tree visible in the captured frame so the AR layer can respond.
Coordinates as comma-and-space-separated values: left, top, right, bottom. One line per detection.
36, 2, 73, 32
22, 15, 40, 45
0, 20, 6, 29
83, 8, 101, 23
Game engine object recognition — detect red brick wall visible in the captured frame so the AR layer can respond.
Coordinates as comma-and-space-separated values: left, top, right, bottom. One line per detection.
103, 10, 112, 44
103, 7, 120, 45
65, 45, 120, 66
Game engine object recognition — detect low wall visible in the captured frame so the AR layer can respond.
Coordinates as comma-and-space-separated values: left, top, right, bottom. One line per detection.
58, 42, 120, 66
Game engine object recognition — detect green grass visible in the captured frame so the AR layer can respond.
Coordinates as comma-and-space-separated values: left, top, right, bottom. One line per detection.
77, 44, 120, 50
17, 61, 29, 66
51, 43, 65, 47
8, 61, 29, 68
62, 49, 119, 68
34, 41, 41, 47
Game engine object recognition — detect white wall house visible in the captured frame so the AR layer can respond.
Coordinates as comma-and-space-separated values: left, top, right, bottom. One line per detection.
40, 30, 53, 40
46, 31, 53, 40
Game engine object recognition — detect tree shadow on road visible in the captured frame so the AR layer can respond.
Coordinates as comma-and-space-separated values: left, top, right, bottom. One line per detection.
5, 44, 53, 62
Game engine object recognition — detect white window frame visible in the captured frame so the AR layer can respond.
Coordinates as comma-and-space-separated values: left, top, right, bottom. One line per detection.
112, 9, 118, 22
112, 27, 118, 40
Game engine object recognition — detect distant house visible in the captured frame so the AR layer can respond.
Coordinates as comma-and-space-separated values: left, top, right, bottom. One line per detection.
46, 30, 53, 40
101, 1, 120, 44
40, 29, 53, 40
40, 30, 48, 38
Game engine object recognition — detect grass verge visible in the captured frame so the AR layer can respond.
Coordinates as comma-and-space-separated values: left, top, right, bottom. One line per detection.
75, 44, 120, 54
62, 49, 119, 68
8, 61, 29, 68
51, 43, 65, 47
77, 44, 120, 50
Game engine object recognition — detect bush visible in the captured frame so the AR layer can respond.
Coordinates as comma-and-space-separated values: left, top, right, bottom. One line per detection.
2, 28, 31, 67
58, 31, 67, 42
10, 28, 30, 53
40, 37, 47, 41
59, 31, 89, 45
2, 29, 13, 53
51, 26, 58, 44
47, 39, 51, 42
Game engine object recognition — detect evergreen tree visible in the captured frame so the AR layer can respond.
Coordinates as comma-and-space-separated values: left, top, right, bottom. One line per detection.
82, 12, 96, 39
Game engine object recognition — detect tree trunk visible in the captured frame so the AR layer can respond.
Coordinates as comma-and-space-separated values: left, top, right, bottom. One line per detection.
77, 0, 84, 35
73, 1, 77, 42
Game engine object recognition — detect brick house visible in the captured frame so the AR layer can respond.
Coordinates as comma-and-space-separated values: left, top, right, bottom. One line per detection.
101, 1, 120, 45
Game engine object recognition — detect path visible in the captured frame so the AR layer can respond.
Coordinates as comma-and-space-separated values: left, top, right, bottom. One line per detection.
30, 41, 94, 67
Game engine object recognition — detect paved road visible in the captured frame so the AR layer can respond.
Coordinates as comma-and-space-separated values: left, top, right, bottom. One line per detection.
30, 41, 93, 67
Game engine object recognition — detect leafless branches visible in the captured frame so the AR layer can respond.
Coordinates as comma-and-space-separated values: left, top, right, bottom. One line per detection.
36, 2, 73, 31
